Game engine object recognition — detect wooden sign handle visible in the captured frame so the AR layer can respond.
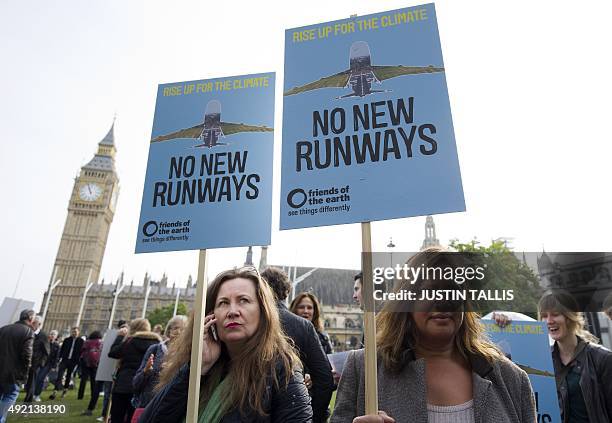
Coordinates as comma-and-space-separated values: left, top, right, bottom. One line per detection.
361, 222, 378, 415
186, 249, 208, 422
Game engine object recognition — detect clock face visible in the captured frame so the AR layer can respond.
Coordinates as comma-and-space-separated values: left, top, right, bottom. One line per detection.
79, 183, 102, 202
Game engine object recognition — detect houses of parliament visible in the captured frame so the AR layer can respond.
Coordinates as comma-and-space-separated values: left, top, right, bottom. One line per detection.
40, 125, 442, 350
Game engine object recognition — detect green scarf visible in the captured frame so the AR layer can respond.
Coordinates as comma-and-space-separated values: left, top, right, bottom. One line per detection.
198, 377, 230, 423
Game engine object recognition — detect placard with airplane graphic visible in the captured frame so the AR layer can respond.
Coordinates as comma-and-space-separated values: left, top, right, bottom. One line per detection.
281, 3, 464, 229
136, 73, 275, 252
484, 320, 561, 423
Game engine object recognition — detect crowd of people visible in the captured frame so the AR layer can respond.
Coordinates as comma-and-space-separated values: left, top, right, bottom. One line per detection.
1, 250, 611, 423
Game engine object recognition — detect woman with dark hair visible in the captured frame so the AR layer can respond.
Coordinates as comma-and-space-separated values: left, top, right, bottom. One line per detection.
290, 292, 333, 354
290, 292, 334, 393
140, 266, 312, 423
79, 330, 103, 416
332, 248, 536, 423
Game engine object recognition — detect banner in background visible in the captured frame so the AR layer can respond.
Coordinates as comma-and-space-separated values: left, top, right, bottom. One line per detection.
484, 320, 561, 423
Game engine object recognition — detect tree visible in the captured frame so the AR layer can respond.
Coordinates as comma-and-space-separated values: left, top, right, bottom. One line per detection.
146, 302, 188, 328
449, 239, 542, 318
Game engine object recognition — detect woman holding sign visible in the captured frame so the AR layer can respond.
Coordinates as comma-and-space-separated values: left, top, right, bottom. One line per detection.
332, 248, 536, 423
139, 267, 312, 423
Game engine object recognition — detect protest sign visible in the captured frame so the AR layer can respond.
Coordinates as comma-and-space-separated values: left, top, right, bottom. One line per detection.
95, 329, 119, 382
328, 351, 350, 378
281, 3, 464, 230
136, 73, 275, 252
484, 320, 561, 423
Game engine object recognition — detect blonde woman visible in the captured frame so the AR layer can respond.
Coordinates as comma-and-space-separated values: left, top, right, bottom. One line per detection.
131, 315, 188, 422
108, 318, 161, 423
538, 292, 611, 422
139, 267, 312, 423
332, 248, 536, 423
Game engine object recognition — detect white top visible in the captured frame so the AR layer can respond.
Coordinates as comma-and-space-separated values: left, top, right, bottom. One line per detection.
427, 399, 475, 423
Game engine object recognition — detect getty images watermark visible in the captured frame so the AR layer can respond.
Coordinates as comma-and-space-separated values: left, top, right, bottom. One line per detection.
371, 262, 514, 302
363, 251, 612, 314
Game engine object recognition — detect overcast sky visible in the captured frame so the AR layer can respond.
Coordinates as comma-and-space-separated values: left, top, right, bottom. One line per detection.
1, 0, 610, 310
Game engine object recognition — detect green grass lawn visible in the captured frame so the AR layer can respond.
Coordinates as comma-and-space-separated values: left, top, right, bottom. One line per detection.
7, 379, 339, 422
9, 379, 104, 422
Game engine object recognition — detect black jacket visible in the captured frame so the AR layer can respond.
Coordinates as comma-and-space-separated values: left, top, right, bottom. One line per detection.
316, 330, 333, 355
139, 361, 312, 423
109, 331, 162, 394
59, 335, 84, 362
32, 330, 51, 368
278, 303, 334, 423
47, 341, 60, 368
553, 337, 612, 423
0, 321, 34, 384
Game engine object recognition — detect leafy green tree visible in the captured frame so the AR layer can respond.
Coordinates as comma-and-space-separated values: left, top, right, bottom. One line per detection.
147, 302, 188, 328
449, 239, 542, 317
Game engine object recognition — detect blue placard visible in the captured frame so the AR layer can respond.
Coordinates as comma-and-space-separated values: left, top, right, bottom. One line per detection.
483, 320, 561, 423
135, 73, 275, 253
281, 4, 465, 229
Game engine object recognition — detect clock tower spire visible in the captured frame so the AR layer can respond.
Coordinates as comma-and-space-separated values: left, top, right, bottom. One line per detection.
42, 122, 120, 333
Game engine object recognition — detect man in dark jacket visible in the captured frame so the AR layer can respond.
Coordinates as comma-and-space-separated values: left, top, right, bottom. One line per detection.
0, 309, 35, 423
49, 326, 84, 400
353, 272, 365, 348
34, 330, 59, 401
261, 267, 334, 423
23, 315, 49, 402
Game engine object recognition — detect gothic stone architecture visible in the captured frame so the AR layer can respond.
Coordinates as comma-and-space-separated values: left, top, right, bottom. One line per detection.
41, 124, 119, 333
78, 273, 197, 334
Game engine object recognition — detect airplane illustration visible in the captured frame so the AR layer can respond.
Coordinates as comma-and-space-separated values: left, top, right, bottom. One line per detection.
284, 41, 445, 99
499, 343, 554, 378
516, 363, 554, 378
151, 100, 273, 148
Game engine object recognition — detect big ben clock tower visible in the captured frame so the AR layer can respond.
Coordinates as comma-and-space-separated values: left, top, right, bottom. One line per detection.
42, 123, 119, 333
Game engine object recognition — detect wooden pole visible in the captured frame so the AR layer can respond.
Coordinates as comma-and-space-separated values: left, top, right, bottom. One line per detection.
186, 249, 208, 423
361, 222, 378, 415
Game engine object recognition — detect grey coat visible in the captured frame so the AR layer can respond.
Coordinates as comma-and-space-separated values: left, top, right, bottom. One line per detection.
331, 348, 536, 423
